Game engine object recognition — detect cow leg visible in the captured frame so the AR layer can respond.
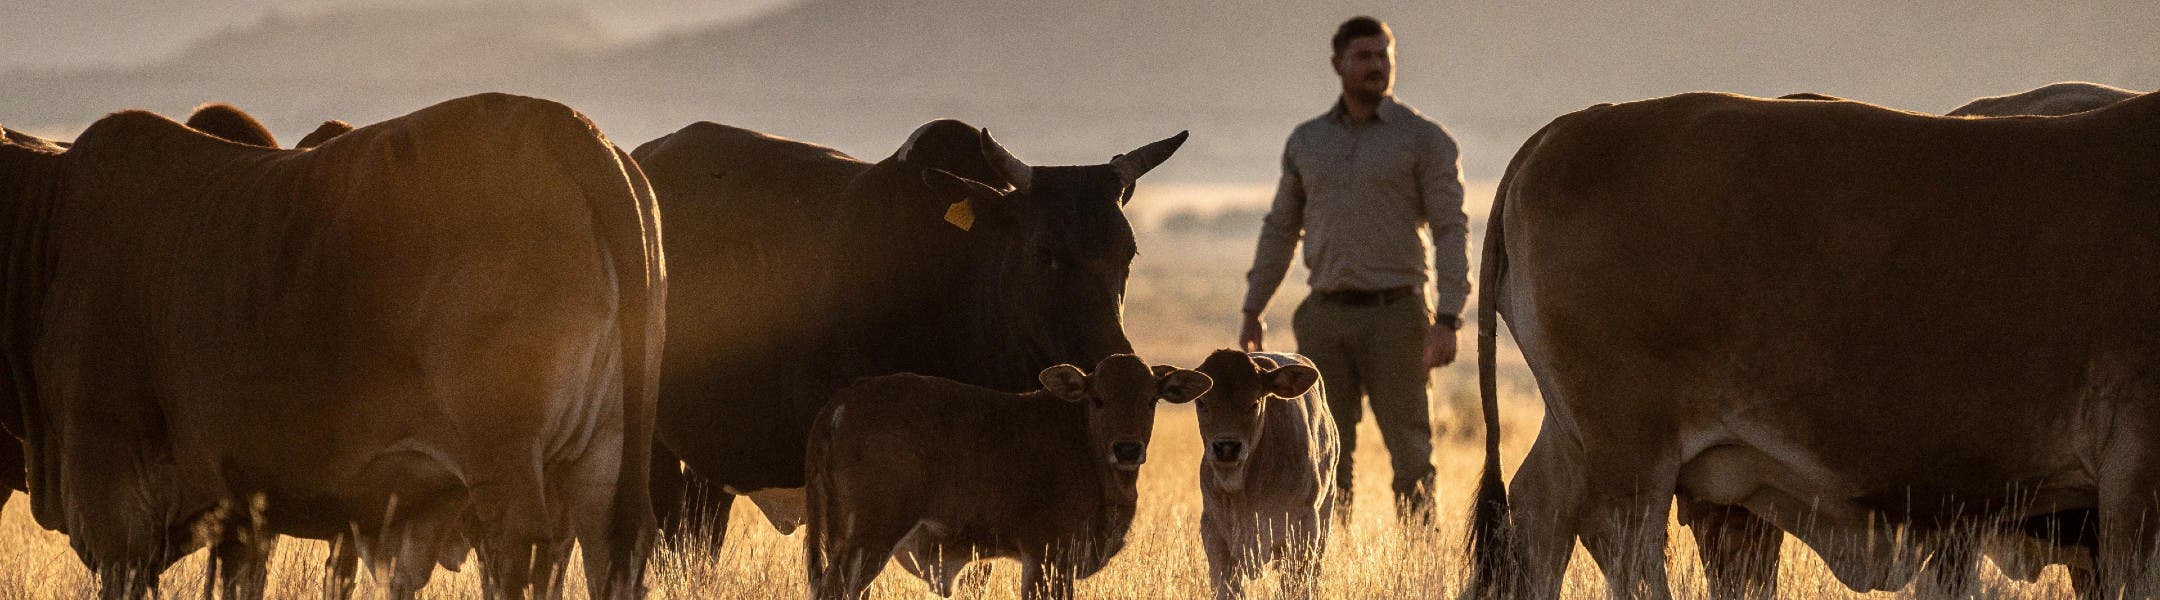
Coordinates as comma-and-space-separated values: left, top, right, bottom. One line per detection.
652, 446, 734, 552
323, 531, 360, 600
96, 564, 162, 600
526, 539, 574, 600
1020, 558, 1076, 600
212, 534, 277, 600
1913, 530, 1978, 600
1677, 496, 1780, 600
1577, 487, 1677, 600
2093, 451, 2160, 599
1504, 428, 1588, 599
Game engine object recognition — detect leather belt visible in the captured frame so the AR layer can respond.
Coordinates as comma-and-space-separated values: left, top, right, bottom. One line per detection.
1312, 286, 1416, 307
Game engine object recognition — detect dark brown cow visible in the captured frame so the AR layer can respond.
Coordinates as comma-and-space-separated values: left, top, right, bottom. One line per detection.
2, 93, 663, 599
631, 120, 1186, 550
182, 102, 279, 147
1466, 91, 2160, 598
804, 354, 1211, 600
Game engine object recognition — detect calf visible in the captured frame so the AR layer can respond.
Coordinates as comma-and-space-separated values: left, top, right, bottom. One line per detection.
1193, 350, 1333, 599
805, 354, 1212, 600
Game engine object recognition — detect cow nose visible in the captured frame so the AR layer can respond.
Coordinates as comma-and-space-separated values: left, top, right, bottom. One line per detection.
1112, 442, 1146, 463
1210, 440, 1243, 463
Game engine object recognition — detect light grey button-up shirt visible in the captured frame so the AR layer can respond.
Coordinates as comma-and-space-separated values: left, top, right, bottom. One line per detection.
1243, 95, 1470, 320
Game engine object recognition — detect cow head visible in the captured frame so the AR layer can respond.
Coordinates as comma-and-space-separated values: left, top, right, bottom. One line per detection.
1193, 350, 1320, 494
1039, 355, 1209, 491
821, 120, 1187, 391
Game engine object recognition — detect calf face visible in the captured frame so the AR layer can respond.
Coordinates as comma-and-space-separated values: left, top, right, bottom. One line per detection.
1194, 351, 1319, 493
1039, 354, 1211, 477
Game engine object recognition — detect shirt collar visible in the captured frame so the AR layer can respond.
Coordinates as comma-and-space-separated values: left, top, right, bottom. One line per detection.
1329, 95, 1405, 126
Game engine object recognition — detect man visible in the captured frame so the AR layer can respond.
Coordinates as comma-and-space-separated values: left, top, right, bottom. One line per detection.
1239, 15, 1468, 522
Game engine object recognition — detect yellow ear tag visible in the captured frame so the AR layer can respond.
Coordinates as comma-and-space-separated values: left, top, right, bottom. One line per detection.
943, 199, 976, 231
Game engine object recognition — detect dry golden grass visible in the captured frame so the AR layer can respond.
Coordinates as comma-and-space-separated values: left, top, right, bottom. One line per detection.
0, 190, 2090, 598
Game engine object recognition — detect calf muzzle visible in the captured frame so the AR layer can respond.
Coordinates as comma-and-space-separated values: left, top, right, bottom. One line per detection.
1210, 440, 1244, 463
1112, 441, 1147, 466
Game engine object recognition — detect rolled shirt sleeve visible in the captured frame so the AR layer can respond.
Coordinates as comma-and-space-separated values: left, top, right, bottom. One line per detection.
1243, 134, 1306, 315
1419, 122, 1470, 320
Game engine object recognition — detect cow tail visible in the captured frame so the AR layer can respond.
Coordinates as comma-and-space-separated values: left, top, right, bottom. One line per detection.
552, 115, 665, 598
1467, 119, 1553, 599
608, 144, 664, 598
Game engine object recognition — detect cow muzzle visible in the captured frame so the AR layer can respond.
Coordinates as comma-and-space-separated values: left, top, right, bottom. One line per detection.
1111, 441, 1147, 470
1209, 439, 1245, 464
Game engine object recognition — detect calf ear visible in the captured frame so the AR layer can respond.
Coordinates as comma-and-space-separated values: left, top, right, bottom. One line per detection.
1261, 364, 1319, 399
1156, 369, 1213, 404
1149, 364, 1176, 378
1250, 355, 1280, 370
1039, 364, 1091, 403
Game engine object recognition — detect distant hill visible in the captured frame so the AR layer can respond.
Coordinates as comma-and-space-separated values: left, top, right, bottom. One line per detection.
4, 0, 2154, 183
1, 2, 616, 141
556, 0, 2156, 181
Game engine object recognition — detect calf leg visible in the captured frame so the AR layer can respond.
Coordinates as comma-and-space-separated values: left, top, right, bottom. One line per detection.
1677, 496, 1781, 600
1202, 522, 1245, 600
811, 518, 910, 600
1278, 523, 1325, 600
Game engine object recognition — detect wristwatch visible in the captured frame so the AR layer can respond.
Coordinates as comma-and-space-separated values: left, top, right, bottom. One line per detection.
1436, 314, 1463, 330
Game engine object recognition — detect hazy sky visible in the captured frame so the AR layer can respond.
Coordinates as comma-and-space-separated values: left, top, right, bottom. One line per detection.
2, 0, 794, 69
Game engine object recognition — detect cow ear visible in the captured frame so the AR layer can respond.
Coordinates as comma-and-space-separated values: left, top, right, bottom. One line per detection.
1250, 355, 1280, 370
1261, 365, 1319, 399
1149, 364, 1176, 379
1039, 364, 1090, 403
1156, 369, 1213, 404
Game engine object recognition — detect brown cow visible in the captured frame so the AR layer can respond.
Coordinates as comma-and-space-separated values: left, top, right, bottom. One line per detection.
1465, 90, 2160, 599
296, 119, 356, 149
4, 93, 663, 599
1192, 350, 1331, 600
804, 354, 1211, 600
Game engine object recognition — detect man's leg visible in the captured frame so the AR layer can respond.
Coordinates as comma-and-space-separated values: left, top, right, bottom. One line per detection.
1293, 297, 1364, 514
1357, 298, 1438, 525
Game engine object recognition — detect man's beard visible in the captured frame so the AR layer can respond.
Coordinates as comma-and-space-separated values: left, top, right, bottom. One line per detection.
1346, 78, 1390, 103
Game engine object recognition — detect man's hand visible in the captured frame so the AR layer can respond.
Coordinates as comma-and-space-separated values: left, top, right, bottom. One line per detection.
1239, 312, 1267, 352
1424, 321, 1459, 368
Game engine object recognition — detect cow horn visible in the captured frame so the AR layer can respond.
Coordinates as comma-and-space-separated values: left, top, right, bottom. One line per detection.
1110, 131, 1189, 183
978, 129, 1033, 193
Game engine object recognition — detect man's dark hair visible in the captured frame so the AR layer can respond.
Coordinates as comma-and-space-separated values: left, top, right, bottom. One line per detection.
1331, 16, 1393, 55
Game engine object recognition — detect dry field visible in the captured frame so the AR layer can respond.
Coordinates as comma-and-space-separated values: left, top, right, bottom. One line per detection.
0, 184, 2088, 598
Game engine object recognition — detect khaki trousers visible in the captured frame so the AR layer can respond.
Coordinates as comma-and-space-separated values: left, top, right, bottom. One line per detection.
1292, 294, 1437, 515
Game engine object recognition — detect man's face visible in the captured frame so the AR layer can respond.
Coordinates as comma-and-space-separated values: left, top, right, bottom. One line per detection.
1331, 34, 1395, 102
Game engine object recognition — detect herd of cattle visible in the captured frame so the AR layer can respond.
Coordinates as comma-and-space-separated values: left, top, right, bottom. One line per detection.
0, 79, 2151, 600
